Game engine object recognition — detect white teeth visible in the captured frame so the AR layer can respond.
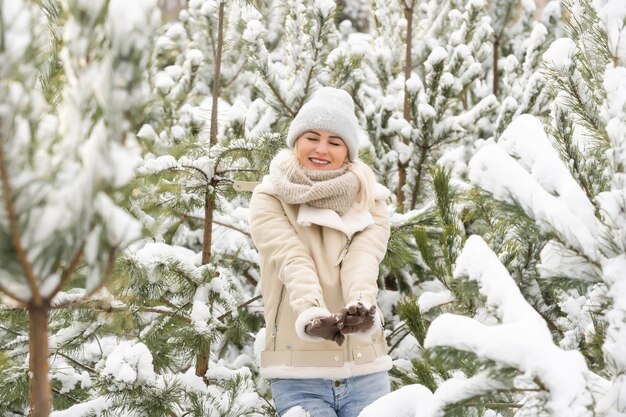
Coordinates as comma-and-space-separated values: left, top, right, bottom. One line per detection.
310, 158, 330, 164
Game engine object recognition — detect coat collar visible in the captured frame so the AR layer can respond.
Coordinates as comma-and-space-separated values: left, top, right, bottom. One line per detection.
258, 176, 389, 236
297, 204, 373, 237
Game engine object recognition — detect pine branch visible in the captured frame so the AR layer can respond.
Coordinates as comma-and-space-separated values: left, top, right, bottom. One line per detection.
0, 283, 27, 308
50, 247, 117, 310
216, 295, 262, 321
45, 245, 84, 303
388, 329, 411, 354
464, 401, 522, 409
0, 324, 25, 337
102, 305, 193, 323
178, 212, 251, 238
258, 64, 296, 117
52, 351, 97, 375
0, 132, 40, 306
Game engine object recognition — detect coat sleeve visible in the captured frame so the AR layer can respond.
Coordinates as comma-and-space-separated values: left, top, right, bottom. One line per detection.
339, 199, 390, 309
249, 190, 330, 341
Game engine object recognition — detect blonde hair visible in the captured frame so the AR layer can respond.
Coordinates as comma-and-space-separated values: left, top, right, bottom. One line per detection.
347, 160, 377, 210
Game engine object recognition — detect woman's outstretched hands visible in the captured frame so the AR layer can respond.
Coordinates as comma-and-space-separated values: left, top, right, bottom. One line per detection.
305, 313, 347, 346
339, 302, 376, 335
305, 303, 377, 345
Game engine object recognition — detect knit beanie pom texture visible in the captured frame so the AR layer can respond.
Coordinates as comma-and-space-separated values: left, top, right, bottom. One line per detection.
287, 87, 361, 161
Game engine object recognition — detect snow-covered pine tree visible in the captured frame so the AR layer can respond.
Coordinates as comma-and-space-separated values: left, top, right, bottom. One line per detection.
360, 0, 496, 215
0, 1, 159, 416
355, 0, 496, 295
60, 2, 274, 415
373, 0, 569, 397
366, 0, 626, 415
241, 0, 343, 128
338, 0, 370, 32
129, 0, 259, 380
489, 0, 563, 139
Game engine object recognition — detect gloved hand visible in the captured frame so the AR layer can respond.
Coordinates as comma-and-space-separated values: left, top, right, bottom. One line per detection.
305, 313, 346, 346
339, 302, 377, 334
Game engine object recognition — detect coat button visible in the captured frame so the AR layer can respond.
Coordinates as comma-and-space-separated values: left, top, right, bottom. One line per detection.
356, 352, 362, 359
334, 355, 340, 362
335, 380, 341, 387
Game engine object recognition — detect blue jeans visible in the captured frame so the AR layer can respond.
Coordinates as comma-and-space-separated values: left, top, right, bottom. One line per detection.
270, 372, 390, 417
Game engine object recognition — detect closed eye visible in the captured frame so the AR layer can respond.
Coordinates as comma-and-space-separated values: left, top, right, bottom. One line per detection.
306, 137, 319, 141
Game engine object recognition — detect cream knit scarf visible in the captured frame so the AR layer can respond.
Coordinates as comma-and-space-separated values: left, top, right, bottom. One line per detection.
269, 150, 359, 215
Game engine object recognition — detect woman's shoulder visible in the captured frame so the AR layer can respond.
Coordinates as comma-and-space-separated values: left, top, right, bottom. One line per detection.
252, 175, 279, 197
373, 182, 391, 201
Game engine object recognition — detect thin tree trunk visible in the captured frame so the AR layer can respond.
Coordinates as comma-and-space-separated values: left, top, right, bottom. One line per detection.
2, 123, 51, 416
197, 0, 225, 379
410, 145, 429, 210
196, 188, 215, 379
201, 189, 215, 266
398, 0, 415, 213
492, 4, 513, 98
209, 1, 225, 147
28, 304, 50, 417
493, 39, 499, 97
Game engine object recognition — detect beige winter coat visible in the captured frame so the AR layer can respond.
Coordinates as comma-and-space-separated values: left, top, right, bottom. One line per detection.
249, 176, 392, 379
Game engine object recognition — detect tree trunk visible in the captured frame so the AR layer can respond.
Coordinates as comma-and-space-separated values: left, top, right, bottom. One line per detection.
493, 39, 499, 97
410, 145, 429, 210
209, 1, 225, 147
492, 4, 513, 98
196, 188, 215, 379
197, 0, 224, 379
201, 188, 215, 266
28, 304, 50, 417
398, 0, 415, 213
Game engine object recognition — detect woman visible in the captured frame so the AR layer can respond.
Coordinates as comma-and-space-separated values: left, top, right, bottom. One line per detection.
249, 87, 392, 417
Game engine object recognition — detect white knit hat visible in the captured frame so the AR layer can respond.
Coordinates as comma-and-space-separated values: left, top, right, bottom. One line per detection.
287, 87, 361, 161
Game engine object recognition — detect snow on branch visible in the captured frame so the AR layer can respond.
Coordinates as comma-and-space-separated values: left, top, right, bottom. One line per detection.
468, 114, 600, 262
425, 235, 596, 417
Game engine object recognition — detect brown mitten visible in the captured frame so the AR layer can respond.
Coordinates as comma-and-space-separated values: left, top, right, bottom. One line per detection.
339, 302, 377, 334
305, 313, 346, 346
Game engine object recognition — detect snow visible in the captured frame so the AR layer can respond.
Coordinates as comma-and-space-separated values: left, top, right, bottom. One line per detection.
1, 1, 41, 65
284, 407, 311, 417
52, 366, 92, 394
360, 384, 434, 417
594, 0, 626, 62
95, 193, 142, 247
155, 71, 176, 93
543, 38, 576, 70
176, 367, 207, 393
425, 236, 594, 417
604, 66, 626, 118
427, 47, 448, 67
468, 115, 600, 261
406, 75, 424, 93
134, 241, 201, 270
4, 0, 626, 415
50, 397, 111, 417
101, 342, 156, 387
418, 289, 454, 313
539, 240, 600, 281
313, 0, 336, 18
107, 0, 160, 57
190, 300, 212, 332
243, 19, 265, 42
186, 48, 204, 66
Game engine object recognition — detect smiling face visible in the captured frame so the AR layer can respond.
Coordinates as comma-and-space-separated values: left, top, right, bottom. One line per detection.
294, 129, 349, 170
